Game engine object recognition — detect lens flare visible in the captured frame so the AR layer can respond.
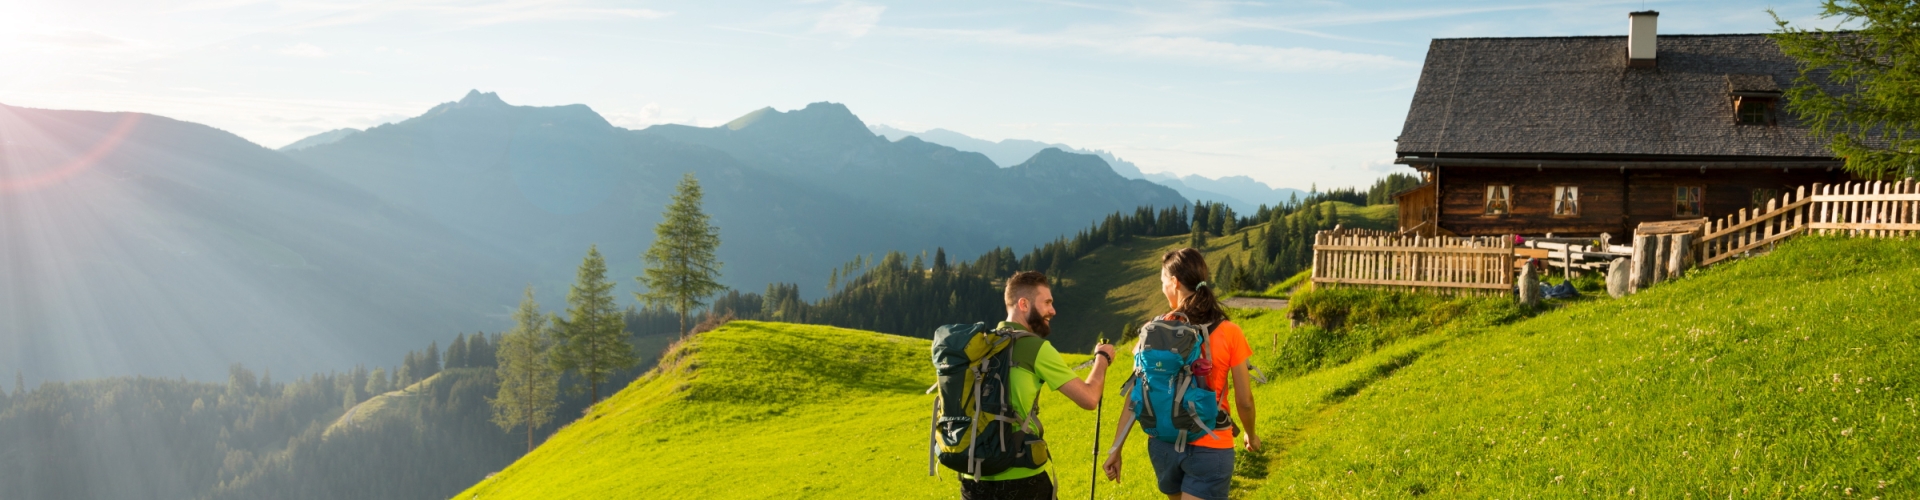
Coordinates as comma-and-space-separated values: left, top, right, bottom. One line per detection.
0, 112, 142, 193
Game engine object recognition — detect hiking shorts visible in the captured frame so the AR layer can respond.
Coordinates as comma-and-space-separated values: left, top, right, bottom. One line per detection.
1147, 439, 1234, 500
960, 471, 1054, 500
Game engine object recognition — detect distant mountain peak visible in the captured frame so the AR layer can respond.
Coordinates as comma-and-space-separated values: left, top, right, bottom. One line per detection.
459, 90, 507, 107
725, 107, 776, 131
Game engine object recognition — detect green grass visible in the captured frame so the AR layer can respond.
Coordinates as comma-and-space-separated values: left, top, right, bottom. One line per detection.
1260, 236, 1920, 498
1052, 204, 1380, 349
457, 235, 1920, 500
1322, 201, 1398, 231
454, 316, 1449, 499
326, 368, 489, 438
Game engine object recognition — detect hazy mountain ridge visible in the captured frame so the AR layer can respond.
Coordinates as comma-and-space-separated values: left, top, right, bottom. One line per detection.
0, 104, 522, 383
288, 90, 1186, 306
277, 128, 359, 151
871, 124, 1307, 213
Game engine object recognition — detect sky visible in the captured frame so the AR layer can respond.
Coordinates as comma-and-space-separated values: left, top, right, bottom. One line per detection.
0, 0, 1836, 190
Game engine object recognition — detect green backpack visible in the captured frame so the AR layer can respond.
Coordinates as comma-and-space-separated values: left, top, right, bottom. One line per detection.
927, 323, 1050, 477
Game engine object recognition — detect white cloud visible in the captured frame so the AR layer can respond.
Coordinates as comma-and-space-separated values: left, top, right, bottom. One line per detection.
279, 43, 330, 58
813, 2, 885, 38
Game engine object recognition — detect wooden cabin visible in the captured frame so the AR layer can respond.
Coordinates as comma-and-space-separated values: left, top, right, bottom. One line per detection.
1392, 12, 1854, 239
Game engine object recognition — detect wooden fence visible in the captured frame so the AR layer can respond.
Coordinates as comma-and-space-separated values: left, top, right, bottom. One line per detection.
1701, 179, 1920, 266
1310, 228, 1514, 296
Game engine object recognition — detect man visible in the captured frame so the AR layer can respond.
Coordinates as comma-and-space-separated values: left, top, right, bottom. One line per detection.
961, 271, 1118, 500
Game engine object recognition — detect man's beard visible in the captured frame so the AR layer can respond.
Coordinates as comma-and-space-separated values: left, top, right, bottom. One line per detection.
1026, 307, 1051, 337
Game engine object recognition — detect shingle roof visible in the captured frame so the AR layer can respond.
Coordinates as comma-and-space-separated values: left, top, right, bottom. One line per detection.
1396, 34, 1837, 159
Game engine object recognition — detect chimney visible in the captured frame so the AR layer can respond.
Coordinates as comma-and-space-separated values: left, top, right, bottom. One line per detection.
1628, 11, 1659, 68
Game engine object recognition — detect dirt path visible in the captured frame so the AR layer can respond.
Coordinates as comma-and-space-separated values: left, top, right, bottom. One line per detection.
1222, 297, 1288, 310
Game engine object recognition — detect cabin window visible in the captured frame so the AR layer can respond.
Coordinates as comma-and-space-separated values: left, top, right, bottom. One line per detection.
1751, 188, 1779, 209
1735, 96, 1776, 125
1552, 186, 1580, 217
1675, 186, 1704, 217
1483, 185, 1511, 216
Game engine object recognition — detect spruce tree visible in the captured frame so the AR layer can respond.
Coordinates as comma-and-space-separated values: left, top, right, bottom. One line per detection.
446, 334, 468, 370
1773, 1, 1920, 178
424, 341, 440, 379
366, 367, 389, 395
493, 286, 561, 454
554, 246, 636, 404
639, 173, 726, 337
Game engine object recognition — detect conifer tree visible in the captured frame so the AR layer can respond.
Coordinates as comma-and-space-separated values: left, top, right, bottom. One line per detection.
638, 173, 726, 337
493, 286, 561, 454
423, 342, 440, 379
554, 246, 636, 404
366, 367, 389, 395
446, 334, 469, 370
1773, 1, 1920, 178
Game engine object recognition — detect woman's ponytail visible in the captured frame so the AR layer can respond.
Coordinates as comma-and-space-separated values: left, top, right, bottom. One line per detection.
1163, 248, 1228, 326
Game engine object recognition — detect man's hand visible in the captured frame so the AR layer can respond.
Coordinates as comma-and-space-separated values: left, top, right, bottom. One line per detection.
1092, 343, 1116, 368
1102, 450, 1123, 482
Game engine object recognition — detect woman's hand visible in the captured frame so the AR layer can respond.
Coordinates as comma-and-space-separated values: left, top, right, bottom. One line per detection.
1102, 450, 1124, 482
1244, 432, 1262, 453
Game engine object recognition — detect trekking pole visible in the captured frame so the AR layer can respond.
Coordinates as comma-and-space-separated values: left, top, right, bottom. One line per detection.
1091, 336, 1106, 500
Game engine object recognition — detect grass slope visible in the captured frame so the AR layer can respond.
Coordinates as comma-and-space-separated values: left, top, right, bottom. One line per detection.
455, 318, 1446, 499
1260, 236, 1920, 498
325, 368, 488, 438
459, 229, 1917, 499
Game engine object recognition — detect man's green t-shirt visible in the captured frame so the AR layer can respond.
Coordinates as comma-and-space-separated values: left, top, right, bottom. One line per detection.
968, 321, 1077, 481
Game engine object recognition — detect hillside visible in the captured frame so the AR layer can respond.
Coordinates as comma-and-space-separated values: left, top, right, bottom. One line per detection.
1049, 200, 1396, 348
0, 104, 522, 383
457, 236, 1917, 498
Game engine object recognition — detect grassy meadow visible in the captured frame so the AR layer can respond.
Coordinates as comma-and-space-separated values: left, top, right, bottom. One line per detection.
458, 235, 1918, 499
1051, 200, 1396, 348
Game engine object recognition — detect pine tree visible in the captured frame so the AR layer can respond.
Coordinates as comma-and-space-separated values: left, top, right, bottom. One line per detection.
470, 332, 496, 368
639, 173, 726, 337
366, 367, 389, 395
493, 286, 562, 454
446, 334, 469, 370
423, 342, 440, 379
555, 246, 636, 404
1773, 1, 1920, 178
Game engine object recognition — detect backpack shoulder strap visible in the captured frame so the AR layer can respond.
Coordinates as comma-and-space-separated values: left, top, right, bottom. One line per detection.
1008, 334, 1044, 372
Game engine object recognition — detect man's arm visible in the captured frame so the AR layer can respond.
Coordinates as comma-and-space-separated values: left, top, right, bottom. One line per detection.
1056, 344, 1116, 410
1231, 362, 1260, 451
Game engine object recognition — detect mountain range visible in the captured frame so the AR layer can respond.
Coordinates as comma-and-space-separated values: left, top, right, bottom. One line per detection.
869, 124, 1307, 213
0, 92, 1187, 382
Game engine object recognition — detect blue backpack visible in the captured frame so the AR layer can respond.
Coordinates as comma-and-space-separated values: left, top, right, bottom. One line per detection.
1123, 313, 1225, 452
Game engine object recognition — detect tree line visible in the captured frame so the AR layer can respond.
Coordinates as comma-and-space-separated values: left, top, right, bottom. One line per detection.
683, 172, 1419, 343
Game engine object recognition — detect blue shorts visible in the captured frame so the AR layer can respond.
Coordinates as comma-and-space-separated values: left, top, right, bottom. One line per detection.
1146, 439, 1235, 500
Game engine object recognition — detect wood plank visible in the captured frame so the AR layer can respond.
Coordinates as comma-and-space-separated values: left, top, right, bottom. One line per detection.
1704, 197, 1814, 239
1635, 218, 1709, 235
1515, 248, 1551, 259
1701, 226, 1807, 266
1311, 277, 1512, 290
1812, 194, 1920, 202
1805, 222, 1920, 231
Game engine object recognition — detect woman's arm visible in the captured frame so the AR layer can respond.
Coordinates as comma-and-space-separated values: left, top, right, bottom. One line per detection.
1102, 404, 1135, 481
1231, 362, 1260, 451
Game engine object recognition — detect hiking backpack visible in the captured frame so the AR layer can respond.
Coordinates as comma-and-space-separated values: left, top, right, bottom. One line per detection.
1124, 313, 1226, 452
927, 323, 1050, 477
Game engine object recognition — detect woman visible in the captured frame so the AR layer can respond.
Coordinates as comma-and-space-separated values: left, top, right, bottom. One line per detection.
1102, 247, 1260, 500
